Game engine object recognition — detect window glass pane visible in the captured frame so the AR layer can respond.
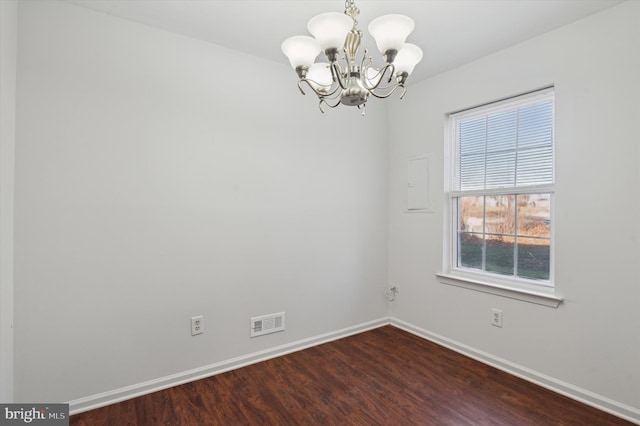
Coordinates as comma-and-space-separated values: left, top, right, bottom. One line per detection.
457, 116, 487, 192
486, 236, 514, 276
459, 232, 483, 269
517, 194, 551, 238
485, 110, 516, 189
459, 117, 486, 154
518, 101, 553, 149
516, 145, 553, 186
486, 151, 515, 188
487, 109, 517, 153
517, 237, 550, 280
485, 195, 515, 235
459, 153, 485, 190
459, 196, 484, 233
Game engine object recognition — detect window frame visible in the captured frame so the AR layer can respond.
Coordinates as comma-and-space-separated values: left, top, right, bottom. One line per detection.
440, 87, 562, 307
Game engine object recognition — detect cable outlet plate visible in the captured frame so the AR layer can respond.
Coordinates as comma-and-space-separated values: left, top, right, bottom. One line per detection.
491, 308, 503, 328
191, 315, 204, 336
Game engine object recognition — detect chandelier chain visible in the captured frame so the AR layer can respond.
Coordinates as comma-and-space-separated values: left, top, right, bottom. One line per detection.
344, 0, 360, 27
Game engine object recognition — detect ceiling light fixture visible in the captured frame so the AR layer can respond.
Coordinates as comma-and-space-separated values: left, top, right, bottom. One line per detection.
281, 0, 423, 115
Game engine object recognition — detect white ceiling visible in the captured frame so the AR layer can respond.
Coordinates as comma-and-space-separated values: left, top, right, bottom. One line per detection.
63, 0, 623, 83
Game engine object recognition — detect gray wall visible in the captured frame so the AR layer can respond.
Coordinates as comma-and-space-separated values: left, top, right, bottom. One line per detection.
387, 0, 640, 418
13, 0, 389, 403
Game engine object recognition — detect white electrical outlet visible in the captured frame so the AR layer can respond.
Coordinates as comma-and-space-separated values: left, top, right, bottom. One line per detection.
491, 308, 503, 328
191, 315, 204, 336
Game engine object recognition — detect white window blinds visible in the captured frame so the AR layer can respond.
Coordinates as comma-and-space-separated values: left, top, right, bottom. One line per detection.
453, 90, 554, 192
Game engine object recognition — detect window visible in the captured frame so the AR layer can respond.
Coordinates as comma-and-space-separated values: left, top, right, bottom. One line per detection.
443, 88, 555, 296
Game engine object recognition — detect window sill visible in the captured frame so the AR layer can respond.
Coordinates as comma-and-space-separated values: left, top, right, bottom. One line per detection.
436, 273, 563, 308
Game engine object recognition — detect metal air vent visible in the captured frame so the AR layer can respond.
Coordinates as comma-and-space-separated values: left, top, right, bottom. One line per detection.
250, 312, 285, 337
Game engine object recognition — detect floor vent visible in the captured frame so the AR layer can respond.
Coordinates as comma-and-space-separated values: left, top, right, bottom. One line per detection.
250, 312, 285, 338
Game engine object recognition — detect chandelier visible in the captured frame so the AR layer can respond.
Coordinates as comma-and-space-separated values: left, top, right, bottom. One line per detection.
281, 0, 423, 114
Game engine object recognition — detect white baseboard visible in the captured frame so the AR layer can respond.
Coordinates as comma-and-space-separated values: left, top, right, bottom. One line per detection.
390, 317, 640, 425
70, 316, 639, 425
68, 317, 390, 415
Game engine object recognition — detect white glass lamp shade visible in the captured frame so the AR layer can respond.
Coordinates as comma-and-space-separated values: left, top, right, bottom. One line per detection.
307, 12, 353, 51
307, 63, 333, 90
281, 36, 321, 69
394, 43, 423, 75
368, 14, 415, 54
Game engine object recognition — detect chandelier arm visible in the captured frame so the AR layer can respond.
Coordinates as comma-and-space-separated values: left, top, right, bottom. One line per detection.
367, 79, 405, 91
297, 79, 308, 95
323, 87, 342, 101
363, 63, 396, 91
359, 48, 371, 73
298, 78, 341, 99
319, 97, 341, 113
330, 62, 347, 90
399, 85, 408, 100
368, 83, 407, 100
387, 64, 396, 83
362, 66, 386, 88
369, 84, 401, 92
319, 82, 342, 98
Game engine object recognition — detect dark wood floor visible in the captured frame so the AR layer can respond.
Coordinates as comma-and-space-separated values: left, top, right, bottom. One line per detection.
70, 326, 633, 425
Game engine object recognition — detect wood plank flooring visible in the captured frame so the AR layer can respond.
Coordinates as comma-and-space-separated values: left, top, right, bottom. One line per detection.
70, 326, 633, 425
